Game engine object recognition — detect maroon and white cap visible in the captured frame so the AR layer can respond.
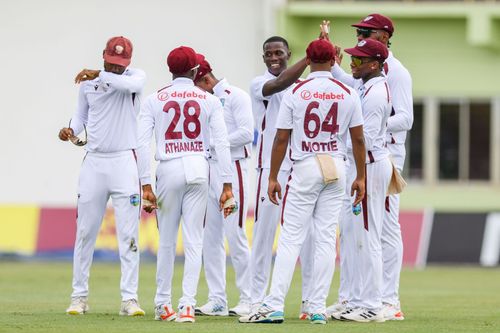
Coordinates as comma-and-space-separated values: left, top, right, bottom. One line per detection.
103, 36, 133, 67
194, 53, 213, 82
352, 14, 394, 37
344, 39, 389, 60
306, 39, 336, 63
167, 46, 198, 75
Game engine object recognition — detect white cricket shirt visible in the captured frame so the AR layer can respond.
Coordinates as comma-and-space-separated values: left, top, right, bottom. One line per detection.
276, 71, 363, 161
70, 68, 146, 153
250, 70, 292, 171
137, 77, 232, 185
332, 50, 413, 145
210, 78, 253, 161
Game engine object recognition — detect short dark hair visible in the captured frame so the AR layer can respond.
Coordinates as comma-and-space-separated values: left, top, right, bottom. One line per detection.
263, 36, 289, 51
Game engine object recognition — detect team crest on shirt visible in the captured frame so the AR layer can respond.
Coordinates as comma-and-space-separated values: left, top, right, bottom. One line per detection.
130, 194, 140, 206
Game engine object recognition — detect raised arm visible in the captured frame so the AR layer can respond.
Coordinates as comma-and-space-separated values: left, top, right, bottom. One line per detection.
386, 68, 413, 133
262, 58, 307, 97
99, 68, 146, 93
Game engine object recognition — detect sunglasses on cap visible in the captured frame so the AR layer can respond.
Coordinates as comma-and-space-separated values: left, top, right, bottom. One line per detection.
356, 28, 380, 38
350, 56, 376, 67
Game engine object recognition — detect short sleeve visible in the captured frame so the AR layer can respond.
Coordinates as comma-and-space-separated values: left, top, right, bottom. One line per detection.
276, 90, 294, 129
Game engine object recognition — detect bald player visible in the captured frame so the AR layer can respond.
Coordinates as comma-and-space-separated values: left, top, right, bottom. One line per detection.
249, 36, 317, 318
324, 15, 412, 320
136, 46, 234, 323
240, 38, 366, 325
59, 36, 146, 316
193, 54, 254, 316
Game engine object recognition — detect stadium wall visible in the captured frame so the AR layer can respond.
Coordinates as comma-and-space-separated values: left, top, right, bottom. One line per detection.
1, 206, 498, 266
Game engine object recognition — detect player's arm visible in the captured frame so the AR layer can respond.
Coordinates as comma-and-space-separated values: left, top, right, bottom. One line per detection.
60, 84, 88, 141
262, 57, 308, 97
99, 68, 146, 93
349, 125, 366, 206
209, 100, 235, 218
363, 92, 388, 151
386, 69, 413, 133
268, 129, 290, 205
227, 92, 254, 147
136, 97, 157, 212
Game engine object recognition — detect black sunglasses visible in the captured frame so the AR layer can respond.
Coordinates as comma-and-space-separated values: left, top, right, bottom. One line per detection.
356, 28, 378, 38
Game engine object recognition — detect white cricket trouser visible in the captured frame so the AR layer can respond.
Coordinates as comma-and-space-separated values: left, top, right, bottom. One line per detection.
382, 143, 406, 306
154, 156, 209, 308
263, 156, 346, 314
72, 150, 141, 301
337, 157, 356, 303
249, 168, 315, 305
349, 157, 392, 311
202, 158, 251, 306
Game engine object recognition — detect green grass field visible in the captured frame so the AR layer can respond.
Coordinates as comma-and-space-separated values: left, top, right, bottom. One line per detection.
0, 262, 499, 333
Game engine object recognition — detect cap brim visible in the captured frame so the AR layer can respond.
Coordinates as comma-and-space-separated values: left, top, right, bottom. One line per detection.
351, 22, 380, 30
344, 47, 374, 58
103, 54, 131, 67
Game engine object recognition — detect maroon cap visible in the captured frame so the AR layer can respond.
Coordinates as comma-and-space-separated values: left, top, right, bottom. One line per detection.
352, 14, 394, 37
194, 54, 213, 82
306, 39, 335, 63
167, 46, 198, 75
103, 36, 133, 67
344, 39, 388, 61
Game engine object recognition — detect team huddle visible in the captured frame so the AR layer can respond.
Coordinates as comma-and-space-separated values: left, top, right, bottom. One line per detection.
58, 13, 413, 325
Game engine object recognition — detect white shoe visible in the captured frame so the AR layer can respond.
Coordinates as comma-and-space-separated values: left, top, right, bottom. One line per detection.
238, 304, 284, 324
195, 300, 228, 316
341, 307, 385, 323
154, 303, 177, 321
66, 296, 89, 315
326, 300, 348, 316
332, 307, 354, 321
176, 305, 195, 323
250, 303, 260, 313
382, 303, 405, 321
229, 302, 251, 316
119, 299, 145, 316
299, 300, 310, 320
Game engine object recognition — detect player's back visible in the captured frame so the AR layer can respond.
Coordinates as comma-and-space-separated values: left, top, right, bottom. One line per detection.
144, 77, 223, 162
279, 71, 362, 162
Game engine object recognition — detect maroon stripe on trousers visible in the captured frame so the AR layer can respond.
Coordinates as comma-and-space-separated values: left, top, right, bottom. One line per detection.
280, 173, 293, 225
362, 165, 369, 231
255, 169, 263, 223
235, 160, 245, 228
368, 150, 375, 164
385, 196, 390, 213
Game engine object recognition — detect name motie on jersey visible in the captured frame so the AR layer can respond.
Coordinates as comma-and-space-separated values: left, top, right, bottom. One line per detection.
166, 141, 204, 154
301, 140, 338, 153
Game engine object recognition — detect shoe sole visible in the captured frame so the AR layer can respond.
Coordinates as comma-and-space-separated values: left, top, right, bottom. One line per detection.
240, 317, 284, 324
195, 310, 228, 316
176, 318, 195, 323
119, 311, 145, 316
311, 320, 326, 324
66, 310, 84, 315
155, 314, 177, 321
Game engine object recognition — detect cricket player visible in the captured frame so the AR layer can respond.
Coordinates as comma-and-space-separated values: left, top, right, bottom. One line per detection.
136, 46, 235, 323
328, 39, 392, 323
193, 54, 254, 316
240, 38, 366, 325
324, 15, 412, 320
59, 36, 146, 316
249, 36, 318, 318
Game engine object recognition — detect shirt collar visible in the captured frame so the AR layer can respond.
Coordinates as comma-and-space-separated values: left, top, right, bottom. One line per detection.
306, 71, 333, 80
213, 78, 229, 96
172, 77, 194, 86
361, 75, 385, 91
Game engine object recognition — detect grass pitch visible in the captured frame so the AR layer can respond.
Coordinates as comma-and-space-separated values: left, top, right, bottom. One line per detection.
0, 262, 499, 333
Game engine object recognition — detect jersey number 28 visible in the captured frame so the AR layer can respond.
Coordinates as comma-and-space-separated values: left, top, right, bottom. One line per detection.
163, 100, 201, 140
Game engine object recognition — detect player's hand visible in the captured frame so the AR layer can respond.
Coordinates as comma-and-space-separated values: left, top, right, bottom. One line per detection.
58, 127, 74, 141
351, 178, 365, 206
219, 183, 235, 219
335, 45, 343, 65
142, 184, 158, 213
75, 69, 101, 84
268, 178, 282, 206
319, 20, 331, 40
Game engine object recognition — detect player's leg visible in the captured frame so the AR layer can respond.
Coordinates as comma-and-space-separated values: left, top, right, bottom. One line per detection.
249, 168, 286, 307
259, 158, 320, 316
382, 144, 405, 319
224, 159, 251, 315
109, 152, 144, 316
298, 227, 314, 319
342, 158, 392, 322
199, 161, 228, 315
70, 154, 109, 304
308, 157, 346, 322
154, 160, 183, 308
178, 179, 209, 309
